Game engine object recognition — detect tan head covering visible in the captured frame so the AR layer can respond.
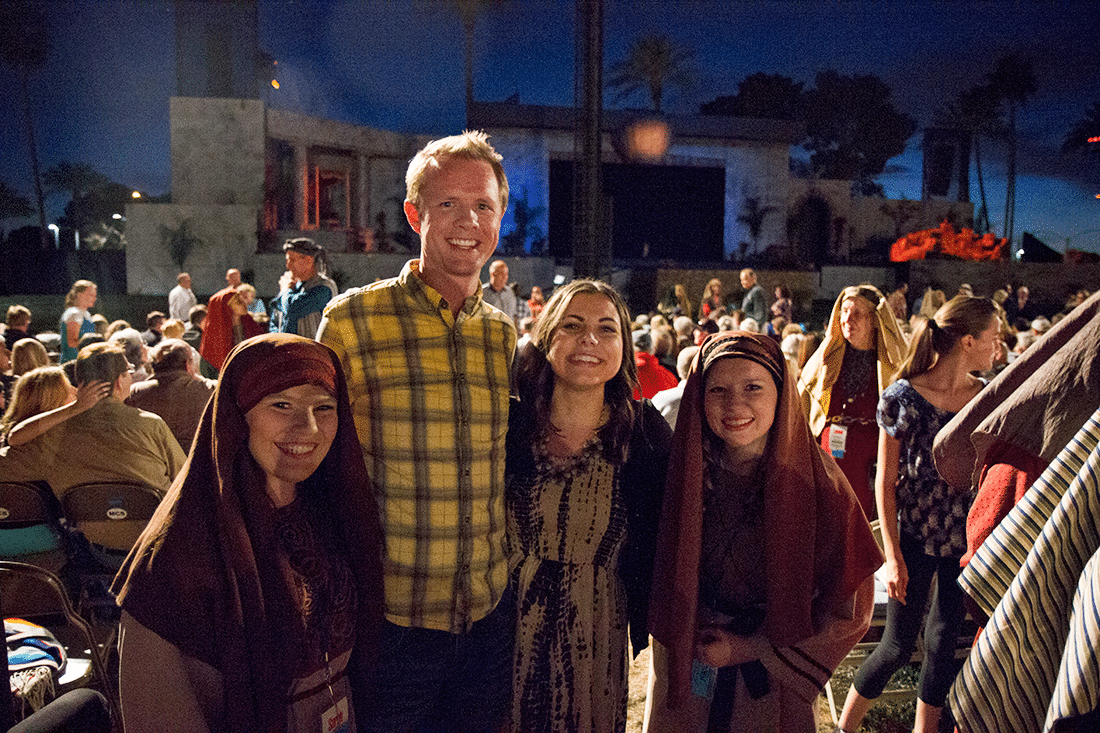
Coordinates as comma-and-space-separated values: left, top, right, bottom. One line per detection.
935, 288, 1100, 491
113, 333, 383, 732
798, 285, 907, 437
649, 332, 882, 708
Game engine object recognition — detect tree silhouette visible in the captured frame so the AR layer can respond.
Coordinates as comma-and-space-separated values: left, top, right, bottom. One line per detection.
0, 180, 34, 222
0, 1, 50, 248
58, 179, 134, 246
736, 196, 777, 256
987, 53, 1036, 246
607, 35, 693, 113
700, 73, 804, 120
802, 71, 917, 193
43, 162, 110, 203
933, 83, 1001, 233
1062, 100, 1100, 157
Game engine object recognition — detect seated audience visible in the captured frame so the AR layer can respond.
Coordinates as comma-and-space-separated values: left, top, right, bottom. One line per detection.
2, 366, 111, 448
110, 328, 151, 382
5, 305, 32, 350
113, 334, 383, 732
104, 320, 130, 339
632, 329, 678, 400
652, 344, 699, 430
90, 313, 109, 337
0, 343, 185, 497
11, 338, 50, 377
126, 339, 216, 452
141, 311, 165, 348
0, 341, 12, 406
160, 319, 186, 340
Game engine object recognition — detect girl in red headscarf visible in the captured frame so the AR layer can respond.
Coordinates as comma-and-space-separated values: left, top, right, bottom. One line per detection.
645, 332, 882, 732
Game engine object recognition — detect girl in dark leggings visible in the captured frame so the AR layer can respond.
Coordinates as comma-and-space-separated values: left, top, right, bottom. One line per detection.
837, 296, 999, 733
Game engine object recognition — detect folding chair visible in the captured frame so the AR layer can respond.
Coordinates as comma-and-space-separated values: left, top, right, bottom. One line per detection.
59, 481, 163, 569
0, 560, 122, 730
59, 481, 163, 622
0, 481, 68, 581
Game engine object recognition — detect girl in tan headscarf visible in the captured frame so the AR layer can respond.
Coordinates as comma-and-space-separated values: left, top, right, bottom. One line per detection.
798, 286, 907, 518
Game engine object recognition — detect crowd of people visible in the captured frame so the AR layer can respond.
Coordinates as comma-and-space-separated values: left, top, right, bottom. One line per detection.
1, 129, 1097, 733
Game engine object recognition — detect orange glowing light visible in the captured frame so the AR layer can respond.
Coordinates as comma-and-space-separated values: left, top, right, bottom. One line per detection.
271, 79, 280, 89
626, 120, 671, 160
1089, 136, 1100, 143
131, 191, 141, 199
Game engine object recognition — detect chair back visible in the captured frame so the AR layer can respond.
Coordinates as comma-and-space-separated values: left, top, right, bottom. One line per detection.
0, 482, 63, 530
60, 482, 163, 561
0, 482, 67, 574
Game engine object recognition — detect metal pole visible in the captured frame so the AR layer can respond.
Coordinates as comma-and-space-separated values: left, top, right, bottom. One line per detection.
573, 0, 603, 279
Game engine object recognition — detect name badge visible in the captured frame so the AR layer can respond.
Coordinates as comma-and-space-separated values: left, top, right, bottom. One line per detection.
691, 658, 717, 699
322, 696, 350, 733
829, 424, 848, 458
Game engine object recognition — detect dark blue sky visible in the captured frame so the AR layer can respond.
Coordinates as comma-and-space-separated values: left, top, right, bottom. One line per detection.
3, 0, 1099, 252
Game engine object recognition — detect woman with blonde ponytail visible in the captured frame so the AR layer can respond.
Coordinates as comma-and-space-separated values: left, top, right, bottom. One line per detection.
837, 296, 999, 733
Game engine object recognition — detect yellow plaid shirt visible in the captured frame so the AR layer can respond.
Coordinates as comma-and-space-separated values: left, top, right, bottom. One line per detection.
318, 260, 515, 633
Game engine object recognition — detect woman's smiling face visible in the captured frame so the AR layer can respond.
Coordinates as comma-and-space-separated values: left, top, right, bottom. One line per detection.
704, 357, 778, 464
545, 292, 624, 392
245, 383, 338, 503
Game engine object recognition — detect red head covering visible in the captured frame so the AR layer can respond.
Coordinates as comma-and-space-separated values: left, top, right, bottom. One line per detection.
200, 286, 266, 372
114, 333, 382, 731
648, 332, 882, 707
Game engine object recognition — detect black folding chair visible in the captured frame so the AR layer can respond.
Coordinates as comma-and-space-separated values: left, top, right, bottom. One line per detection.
0, 560, 121, 730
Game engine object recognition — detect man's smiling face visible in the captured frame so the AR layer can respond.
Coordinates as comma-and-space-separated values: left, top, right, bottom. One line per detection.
406, 156, 503, 297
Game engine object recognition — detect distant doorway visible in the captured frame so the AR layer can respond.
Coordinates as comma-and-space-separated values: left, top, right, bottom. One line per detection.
789, 195, 832, 266
549, 161, 725, 262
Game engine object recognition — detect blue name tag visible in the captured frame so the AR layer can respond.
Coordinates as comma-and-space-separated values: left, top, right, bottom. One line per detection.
691, 658, 717, 699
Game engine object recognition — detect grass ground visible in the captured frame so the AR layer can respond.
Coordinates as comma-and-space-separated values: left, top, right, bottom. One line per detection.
625, 647, 926, 733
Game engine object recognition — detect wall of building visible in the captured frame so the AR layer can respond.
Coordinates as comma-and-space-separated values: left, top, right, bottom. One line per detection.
125, 203, 258, 295
170, 97, 266, 206
488, 130, 554, 253
787, 178, 974, 262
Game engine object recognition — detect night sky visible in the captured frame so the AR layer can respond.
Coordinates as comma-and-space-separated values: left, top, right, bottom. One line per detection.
3, 0, 1099, 252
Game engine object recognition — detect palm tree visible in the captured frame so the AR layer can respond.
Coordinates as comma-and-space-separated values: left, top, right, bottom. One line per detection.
0, 1, 50, 248
443, 0, 502, 112
934, 83, 1000, 233
736, 196, 777, 256
607, 35, 693, 113
987, 54, 1036, 246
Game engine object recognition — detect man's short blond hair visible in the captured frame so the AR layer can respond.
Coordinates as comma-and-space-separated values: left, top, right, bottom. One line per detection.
405, 130, 509, 212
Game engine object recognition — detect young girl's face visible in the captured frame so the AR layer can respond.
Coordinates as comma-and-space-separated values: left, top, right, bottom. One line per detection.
704, 357, 778, 464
